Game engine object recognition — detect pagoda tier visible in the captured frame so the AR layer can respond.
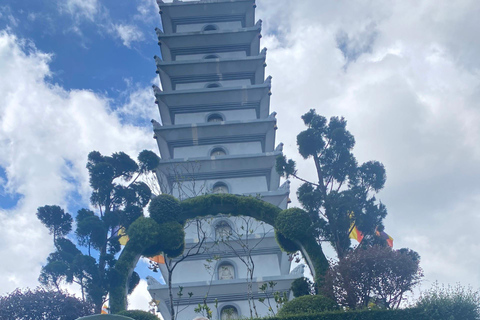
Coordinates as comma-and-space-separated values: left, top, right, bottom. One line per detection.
156, 24, 261, 61
153, 117, 277, 159
156, 151, 282, 195
154, 80, 271, 125
155, 54, 266, 91
157, 0, 256, 34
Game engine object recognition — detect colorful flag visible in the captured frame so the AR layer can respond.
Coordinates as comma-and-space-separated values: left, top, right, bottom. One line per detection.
349, 224, 364, 243
101, 304, 109, 314
148, 254, 165, 264
375, 228, 394, 247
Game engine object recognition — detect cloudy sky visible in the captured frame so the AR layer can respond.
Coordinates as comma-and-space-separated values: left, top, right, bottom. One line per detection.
1, 0, 479, 310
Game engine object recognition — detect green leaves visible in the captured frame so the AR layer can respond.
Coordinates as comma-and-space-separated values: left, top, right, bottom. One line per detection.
138, 149, 160, 173
37, 149, 159, 313
36, 205, 72, 241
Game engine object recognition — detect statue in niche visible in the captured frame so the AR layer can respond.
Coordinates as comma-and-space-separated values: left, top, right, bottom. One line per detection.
218, 264, 234, 280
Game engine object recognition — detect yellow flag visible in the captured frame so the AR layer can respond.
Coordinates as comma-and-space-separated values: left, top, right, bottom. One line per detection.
118, 227, 129, 246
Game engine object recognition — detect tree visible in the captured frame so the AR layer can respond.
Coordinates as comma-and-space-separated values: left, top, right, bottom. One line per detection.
37, 150, 160, 313
323, 246, 423, 309
276, 109, 388, 259
0, 287, 94, 320
36, 205, 73, 242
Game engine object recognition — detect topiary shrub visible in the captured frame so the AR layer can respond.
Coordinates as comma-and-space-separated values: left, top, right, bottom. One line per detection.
278, 295, 339, 316
157, 221, 184, 253
149, 194, 181, 224
117, 309, 159, 320
291, 277, 311, 298
275, 208, 312, 240
126, 217, 161, 252
275, 230, 300, 253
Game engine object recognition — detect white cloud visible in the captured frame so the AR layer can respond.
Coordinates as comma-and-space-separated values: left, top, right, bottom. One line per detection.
259, 0, 480, 289
59, 0, 99, 21
128, 280, 152, 312
0, 30, 156, 294
112, 23, 145, 48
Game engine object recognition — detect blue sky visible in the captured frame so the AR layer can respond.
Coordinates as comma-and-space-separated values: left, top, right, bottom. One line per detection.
1, 0, 480, 312
0, 0, 161, 96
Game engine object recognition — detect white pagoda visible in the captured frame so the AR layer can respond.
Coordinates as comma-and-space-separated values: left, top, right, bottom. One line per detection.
147, 1, 301, 319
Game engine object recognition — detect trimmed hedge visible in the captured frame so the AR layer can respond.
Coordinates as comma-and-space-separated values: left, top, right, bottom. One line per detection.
117, 310, 159, 320
278, 295, 338, 316
272, 308, 429, 320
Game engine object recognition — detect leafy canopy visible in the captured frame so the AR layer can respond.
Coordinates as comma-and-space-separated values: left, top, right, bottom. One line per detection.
324, 246, 423, 309
276, 109, 388, 258
0, 287, 94, 320
37, 150, 160, 313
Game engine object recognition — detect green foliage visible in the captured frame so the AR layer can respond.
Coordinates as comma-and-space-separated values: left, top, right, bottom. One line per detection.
416, 282, 480, 320
149, 194, 182, 225
110, 194, 331, 314
36, 205, 73, 241
278, 295, 339, 316
291, 277, 312, 298
267, 308, 428, 320
275, 230, 300, 253
157, 221, 184, 254
138, 150, 161, 173
37, 150, 156, 313
0, 287, 94, 320
127, 217, 161, 251
275, 208, 312, 240
276, 109, 389, 261
117, 310, 160, 320
324, 246, 423, 310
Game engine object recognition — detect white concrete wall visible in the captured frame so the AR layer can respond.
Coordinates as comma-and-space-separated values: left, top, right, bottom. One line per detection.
162, 296, 282, 320
177, 21, 242, 33
174, 142, 262, 158
170, 254, 281, 283
176, 79, 251, 90
175, 109, 257, 124
171, 176, 268, 199
176, 51, 247, 61
183, 216, 274, 243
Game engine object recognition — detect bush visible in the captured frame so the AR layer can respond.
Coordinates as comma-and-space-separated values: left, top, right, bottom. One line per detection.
117, 309, 159, 320
416, 282, 480, 320
278, 295, 339, 316
0, 287, 94, 320
272, 308, 428, 320
291, 277, 312, 297
149, 194, 181, 224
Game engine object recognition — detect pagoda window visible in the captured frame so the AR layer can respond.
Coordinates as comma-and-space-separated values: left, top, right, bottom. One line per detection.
212, 182, 229, 194
207, 113, 224, 122
203, 24, 219, 32
206, 82, 222, 88
220, 306, 239, 320
204, 54, 219, 59
211, 147, 227, 157
215, 221, 232, 240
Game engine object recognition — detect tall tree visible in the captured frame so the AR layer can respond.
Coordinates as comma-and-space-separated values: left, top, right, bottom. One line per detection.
37, 150, 160, 313
276, 109, 388, 259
